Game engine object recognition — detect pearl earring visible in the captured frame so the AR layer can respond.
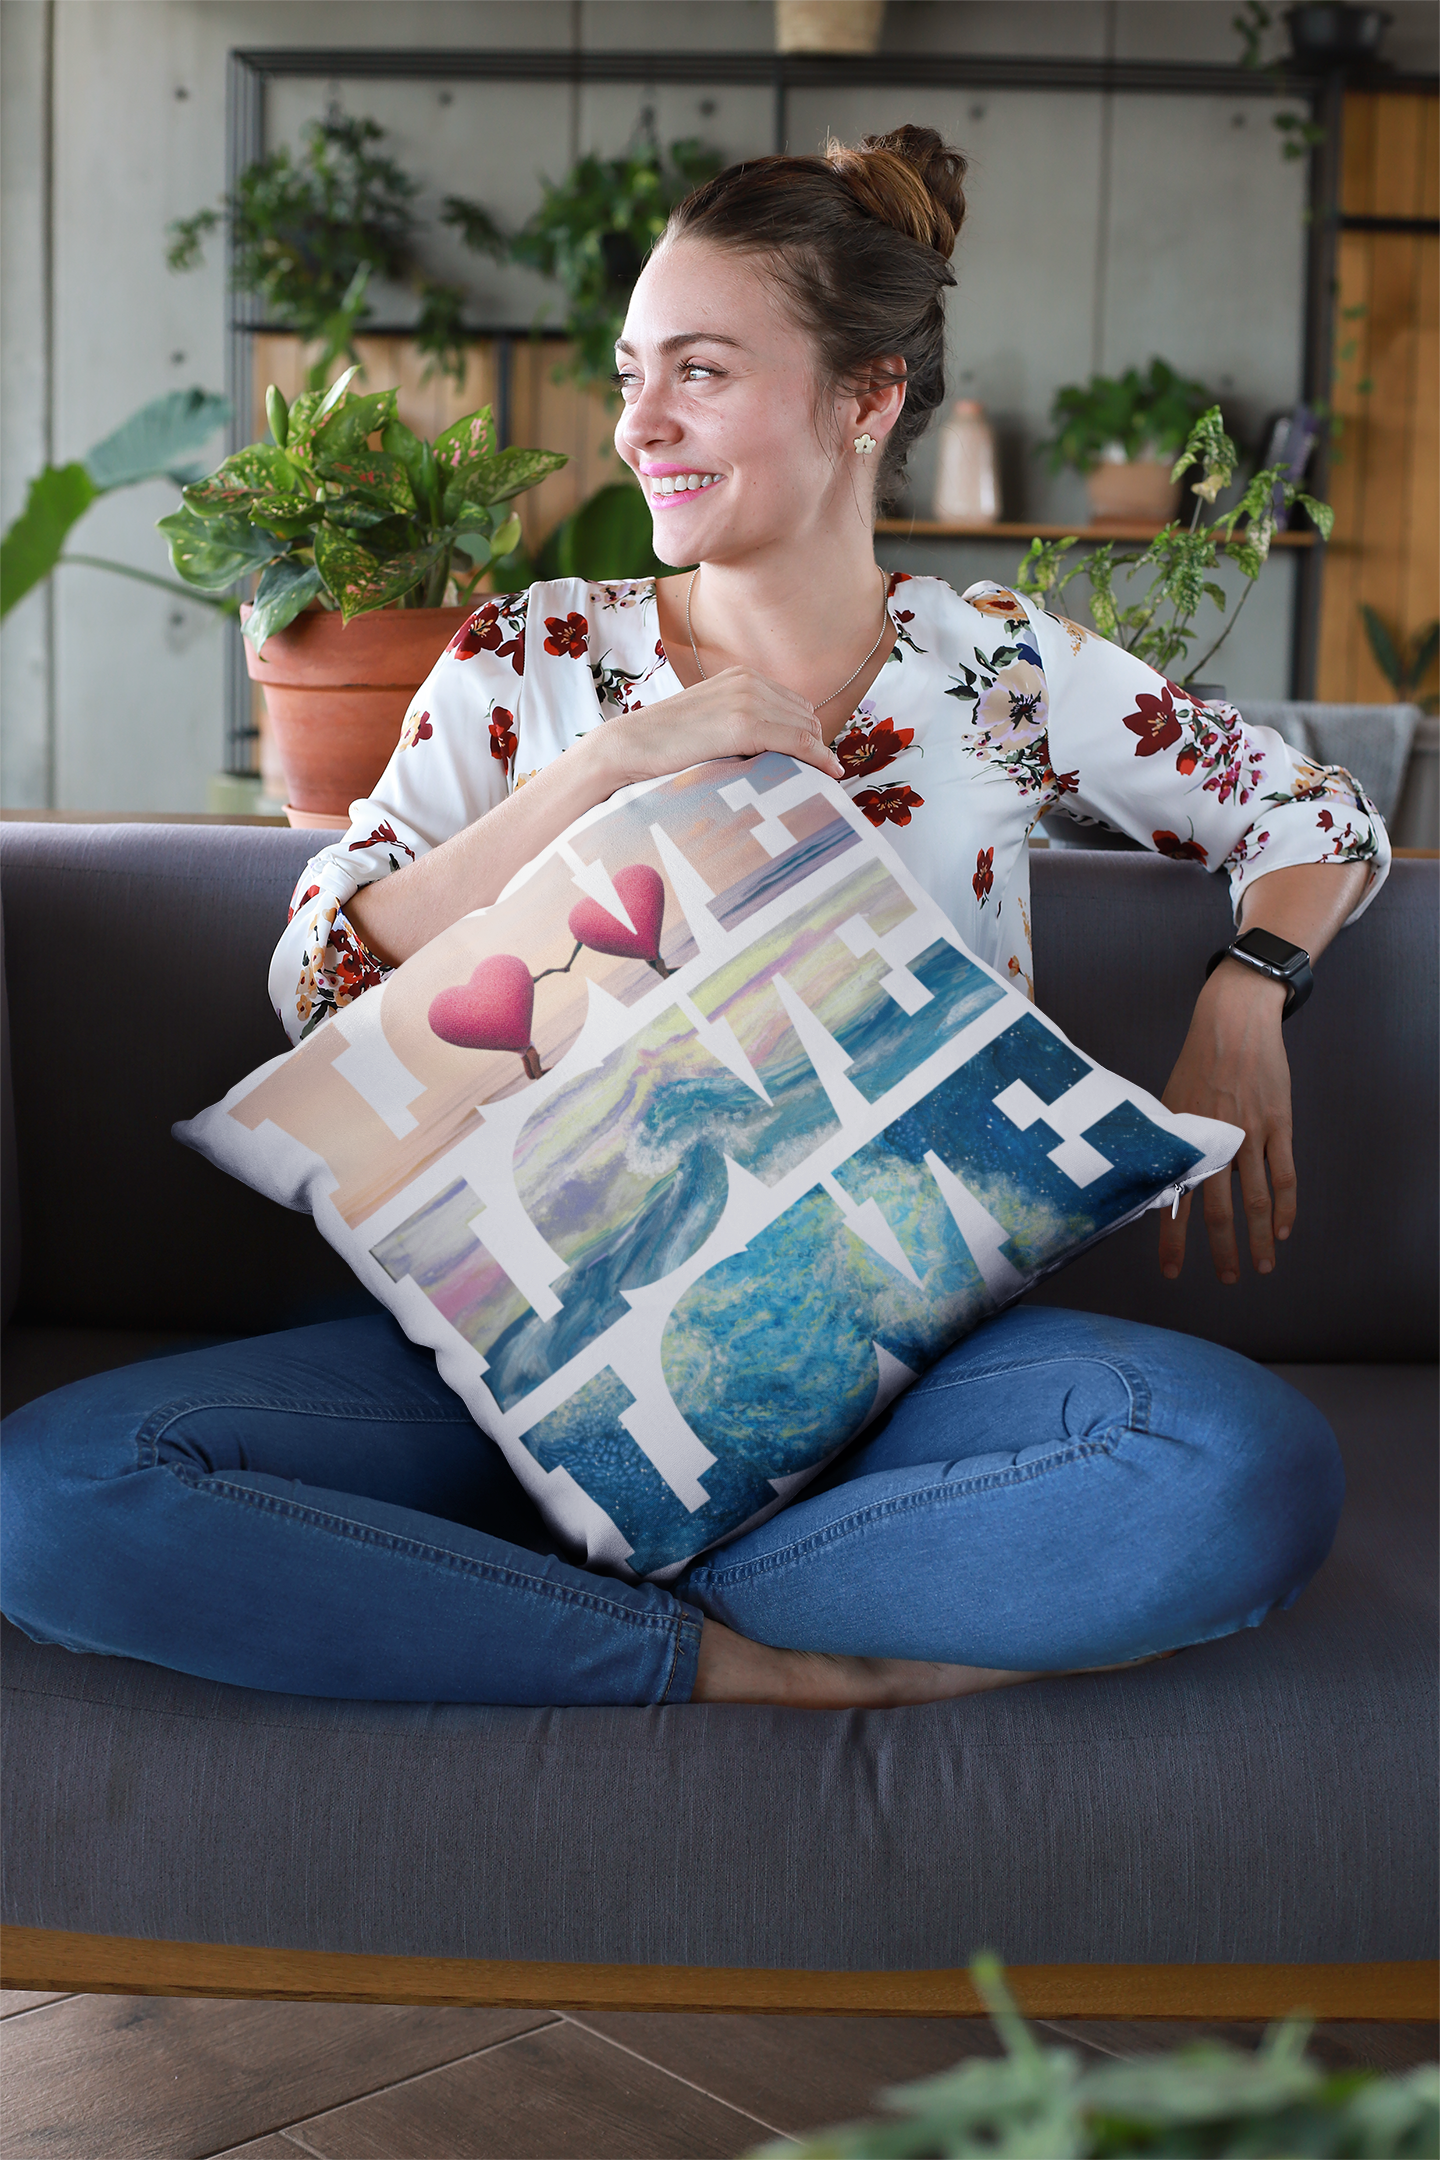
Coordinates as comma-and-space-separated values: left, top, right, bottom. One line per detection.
854, 433, 878, 454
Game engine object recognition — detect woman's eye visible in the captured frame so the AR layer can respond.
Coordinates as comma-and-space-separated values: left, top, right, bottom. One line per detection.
680, 362, 719, 382
613, 369, 641, 395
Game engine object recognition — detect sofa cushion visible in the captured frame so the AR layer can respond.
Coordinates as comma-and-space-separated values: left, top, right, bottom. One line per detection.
3, 1363, 1433, 1969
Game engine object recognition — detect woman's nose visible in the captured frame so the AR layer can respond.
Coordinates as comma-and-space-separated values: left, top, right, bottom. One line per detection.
620, 373, 682, 450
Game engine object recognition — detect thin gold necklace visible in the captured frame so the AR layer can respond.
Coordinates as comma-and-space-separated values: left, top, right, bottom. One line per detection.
685, 566, 891, 712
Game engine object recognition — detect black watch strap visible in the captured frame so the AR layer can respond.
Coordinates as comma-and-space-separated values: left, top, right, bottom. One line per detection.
1205, 933, 1314, 1020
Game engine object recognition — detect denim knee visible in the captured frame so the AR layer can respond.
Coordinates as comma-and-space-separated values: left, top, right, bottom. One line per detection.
0, 1375, 147, 1648
1146, 1341, 1346, 1629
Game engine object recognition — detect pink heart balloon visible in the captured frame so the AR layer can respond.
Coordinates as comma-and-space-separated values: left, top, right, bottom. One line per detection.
428, 954, 535, 1053
568, 863, 666, 963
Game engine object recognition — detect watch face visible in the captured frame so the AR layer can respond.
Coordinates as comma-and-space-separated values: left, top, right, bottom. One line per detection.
1237, 928, 1302, 970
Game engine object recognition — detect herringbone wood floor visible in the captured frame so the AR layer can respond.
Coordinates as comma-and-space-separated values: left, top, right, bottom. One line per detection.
0, 1990, 1434, 2159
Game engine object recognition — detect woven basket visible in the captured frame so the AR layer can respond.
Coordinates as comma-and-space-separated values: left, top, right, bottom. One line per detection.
776, 1, 886, 54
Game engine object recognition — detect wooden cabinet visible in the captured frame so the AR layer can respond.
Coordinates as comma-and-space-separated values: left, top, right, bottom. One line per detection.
1317, 91, 1439, 705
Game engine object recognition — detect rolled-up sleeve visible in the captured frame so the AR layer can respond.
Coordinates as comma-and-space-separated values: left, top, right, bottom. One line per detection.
1025, 600, 1390, 924
268, 592, 527, 1043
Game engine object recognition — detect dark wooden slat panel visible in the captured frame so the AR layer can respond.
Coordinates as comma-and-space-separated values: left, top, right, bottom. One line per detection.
289, 2019, 772, 2160
1342, 90, 1378, 215
568, 2010, 1005, 2134
0, 1994, 558, 2160
1372, 92, 1431, 217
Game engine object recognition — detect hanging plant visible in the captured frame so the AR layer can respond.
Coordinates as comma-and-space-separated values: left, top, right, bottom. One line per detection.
508, 130, 723, 386
167, 115, 506, 389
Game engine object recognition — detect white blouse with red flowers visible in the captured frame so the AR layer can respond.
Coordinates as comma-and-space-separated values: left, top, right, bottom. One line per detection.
271, 573, 1389, 1042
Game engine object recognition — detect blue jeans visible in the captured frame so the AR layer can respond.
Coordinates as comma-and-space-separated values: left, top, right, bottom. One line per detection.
0, 1308, 1343, 1706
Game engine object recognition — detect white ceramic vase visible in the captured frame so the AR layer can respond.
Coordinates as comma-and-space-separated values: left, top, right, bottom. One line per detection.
932, 400, 1000, 523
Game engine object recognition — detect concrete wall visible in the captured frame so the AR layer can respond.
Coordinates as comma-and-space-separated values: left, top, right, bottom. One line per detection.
3, 0, 1436, 809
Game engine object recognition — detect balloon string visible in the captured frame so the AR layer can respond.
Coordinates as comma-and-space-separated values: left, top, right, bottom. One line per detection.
530, 940, 584, 987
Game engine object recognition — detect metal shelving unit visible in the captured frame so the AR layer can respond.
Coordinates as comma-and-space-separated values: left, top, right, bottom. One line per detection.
220, 42, 1434, 771
875, 519, 1317, 545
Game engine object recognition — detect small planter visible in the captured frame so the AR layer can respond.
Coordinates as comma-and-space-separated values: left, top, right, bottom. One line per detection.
242, 603, 473, 827
1084, 458, 1182, 526
1285, 3, 1391, 64
776, 1, 886, 53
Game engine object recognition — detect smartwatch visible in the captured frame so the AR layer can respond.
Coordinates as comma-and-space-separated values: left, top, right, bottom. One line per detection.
1205, 927, 1313, 1020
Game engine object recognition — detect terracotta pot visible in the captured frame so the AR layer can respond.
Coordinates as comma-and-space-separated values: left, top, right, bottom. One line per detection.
775, 1, 886, 53
1084, 459, 1182, 526
242, 604, 473, 824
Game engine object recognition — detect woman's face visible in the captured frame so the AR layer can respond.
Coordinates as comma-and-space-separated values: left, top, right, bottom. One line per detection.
614, 236, 878, 566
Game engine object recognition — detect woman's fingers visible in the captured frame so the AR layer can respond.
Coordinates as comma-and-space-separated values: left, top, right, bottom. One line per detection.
608, 667, 845, 783
1157, 1189, 1191, 1279
1234, 1130, 1278, 1277
1267, 1121, 1298, 1245
1200, 1161, 1243, 1285
1198, 1122, 1297, 1283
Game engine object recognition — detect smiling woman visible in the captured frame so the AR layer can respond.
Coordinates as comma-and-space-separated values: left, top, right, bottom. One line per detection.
0, 127, 1392, 1718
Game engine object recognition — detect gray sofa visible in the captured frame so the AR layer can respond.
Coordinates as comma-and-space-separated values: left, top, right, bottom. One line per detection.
1, 822, 1435, 2014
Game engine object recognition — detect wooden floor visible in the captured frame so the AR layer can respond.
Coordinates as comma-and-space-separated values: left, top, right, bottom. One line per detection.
0, 1991, 1434, 2159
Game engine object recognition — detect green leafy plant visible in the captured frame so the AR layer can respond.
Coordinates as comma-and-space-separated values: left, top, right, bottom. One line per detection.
168, 116, 505, 389
751, 1954, 1439, 2158
159, 369, 565, 652
1017, 405, 1334, 684
1361, 606, 1440, 712
1233, 3, 1330, 162
1042, 359, 1215, 477
0, 388, 232, 618
509, 132, 723, 385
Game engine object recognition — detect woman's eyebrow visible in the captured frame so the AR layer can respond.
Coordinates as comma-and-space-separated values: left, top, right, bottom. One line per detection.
614, 332, 746, 357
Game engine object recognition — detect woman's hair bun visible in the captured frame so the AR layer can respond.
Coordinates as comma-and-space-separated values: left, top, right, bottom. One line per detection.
825, 125, 968, 260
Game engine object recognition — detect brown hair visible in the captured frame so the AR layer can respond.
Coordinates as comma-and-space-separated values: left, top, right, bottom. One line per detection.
662, 125, 968, 510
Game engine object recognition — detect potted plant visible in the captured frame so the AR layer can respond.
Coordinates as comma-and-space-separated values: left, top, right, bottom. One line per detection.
1361, 605, 1439, 712
160, 369, 565, 823
1017, 405, 1333, 690
507, 130, 722, 386
168, 115, 505, 390
1042, 358, 1215, 525
0, 388, 230, 619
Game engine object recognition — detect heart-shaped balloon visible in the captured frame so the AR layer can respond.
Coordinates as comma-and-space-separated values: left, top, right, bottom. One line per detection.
568, 863, 666, 963
428, 954, 535, 1053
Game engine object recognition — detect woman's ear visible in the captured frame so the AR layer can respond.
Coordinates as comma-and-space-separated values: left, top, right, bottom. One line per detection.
848, 357, 907, 452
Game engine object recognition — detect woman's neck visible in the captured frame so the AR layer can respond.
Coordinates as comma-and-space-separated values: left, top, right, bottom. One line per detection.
655, 516, 896, 736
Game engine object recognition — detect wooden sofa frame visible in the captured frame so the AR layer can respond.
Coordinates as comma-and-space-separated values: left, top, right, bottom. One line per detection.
2, 1928, 1435, 2020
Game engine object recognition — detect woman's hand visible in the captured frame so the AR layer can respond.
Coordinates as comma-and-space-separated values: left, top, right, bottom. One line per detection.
593, 666, 845, 789
345, 666, 843, 969
1158, 962, 1295, 1284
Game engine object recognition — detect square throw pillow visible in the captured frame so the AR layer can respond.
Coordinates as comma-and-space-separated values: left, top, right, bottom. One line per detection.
178, 754, 1240, 1581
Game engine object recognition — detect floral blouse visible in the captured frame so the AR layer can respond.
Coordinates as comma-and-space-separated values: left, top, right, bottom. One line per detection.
272, 573, 1388, 1042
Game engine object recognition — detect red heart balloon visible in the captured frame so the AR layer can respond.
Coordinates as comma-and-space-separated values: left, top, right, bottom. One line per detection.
568, 863, 666, 963
428, 954, 535, 1053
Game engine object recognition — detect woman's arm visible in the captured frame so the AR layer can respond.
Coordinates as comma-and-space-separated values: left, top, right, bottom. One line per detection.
1013, 595, 1391, 1283
348, 663, 842, 967
1157, 859, 1368, 1283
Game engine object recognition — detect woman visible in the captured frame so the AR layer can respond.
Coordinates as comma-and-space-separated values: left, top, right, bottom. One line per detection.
2, 130, 1384, 1712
